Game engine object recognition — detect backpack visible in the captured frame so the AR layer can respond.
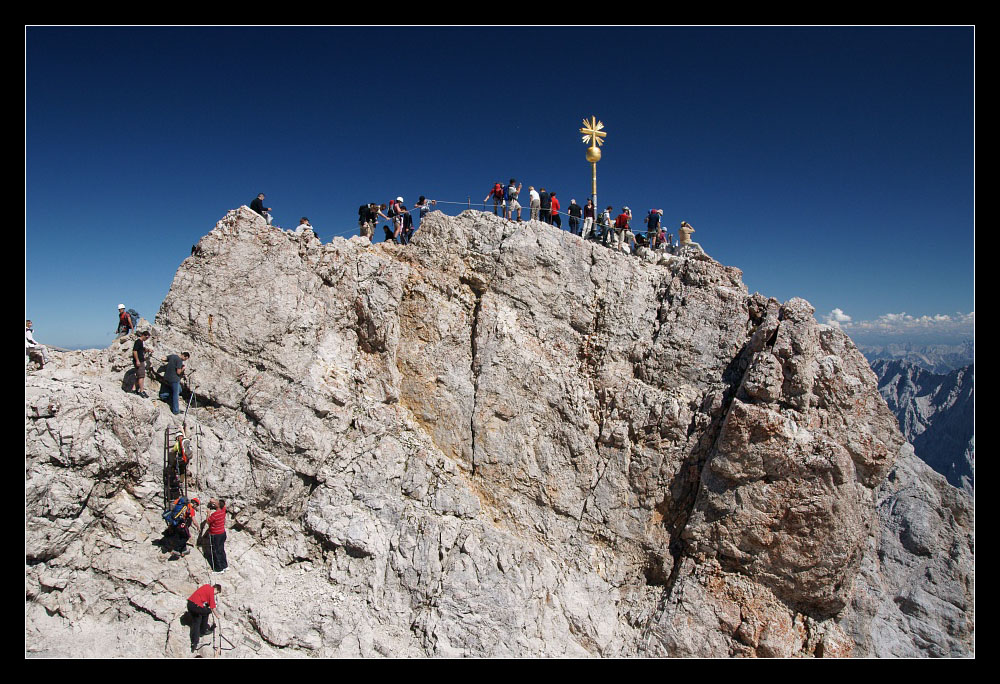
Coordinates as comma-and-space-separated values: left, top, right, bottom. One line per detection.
492, 183, 504, 199
162, 497, 192, 527
647, 211, 660, 230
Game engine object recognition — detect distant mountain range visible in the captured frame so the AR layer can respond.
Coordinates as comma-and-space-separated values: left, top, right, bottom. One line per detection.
870, 358, 974, 494
860, 341, 974, 375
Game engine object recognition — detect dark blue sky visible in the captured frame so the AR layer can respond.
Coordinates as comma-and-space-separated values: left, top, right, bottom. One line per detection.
26, 27, 974, 349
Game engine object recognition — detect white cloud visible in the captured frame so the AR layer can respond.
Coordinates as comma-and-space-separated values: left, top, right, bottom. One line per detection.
834, 310, 975, 338
824, 308, 852, 328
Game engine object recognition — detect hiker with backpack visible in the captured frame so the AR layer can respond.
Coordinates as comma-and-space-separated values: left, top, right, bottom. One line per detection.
116, 304, 134, 337
162, 496, 199, 556
645, 209, 663, 248
484, 182, 505, 216
186, 583, 222, 654
507, 179, 523, 222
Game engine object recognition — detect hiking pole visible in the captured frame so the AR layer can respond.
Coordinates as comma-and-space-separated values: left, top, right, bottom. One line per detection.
182, 370, 197, 429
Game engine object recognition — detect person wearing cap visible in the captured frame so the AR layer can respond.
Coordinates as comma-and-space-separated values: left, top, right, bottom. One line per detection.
391, 198, 410, 243
250, 193, 272, 225
186, 583, 222, 654
117, 304, 134, 337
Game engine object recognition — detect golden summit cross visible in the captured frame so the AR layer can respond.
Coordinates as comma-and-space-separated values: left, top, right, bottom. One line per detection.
580, 116, 607, 149
579, 116, 607, 212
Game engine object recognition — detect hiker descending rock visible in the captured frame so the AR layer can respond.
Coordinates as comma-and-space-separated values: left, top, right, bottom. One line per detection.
116, 304, 134, 337
186, 583, 222, 655
161, 496, 199, 557
484, 181, 505, 216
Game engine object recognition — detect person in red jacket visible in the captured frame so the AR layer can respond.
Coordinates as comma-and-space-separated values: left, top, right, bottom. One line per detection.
187, 583, 222, 654
201, 498, 228, 573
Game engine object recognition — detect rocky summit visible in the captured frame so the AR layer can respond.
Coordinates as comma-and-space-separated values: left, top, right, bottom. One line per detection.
25, 208, 974, 657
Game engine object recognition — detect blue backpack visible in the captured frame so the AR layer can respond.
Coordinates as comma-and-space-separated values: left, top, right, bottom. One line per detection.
162, 497, 192, 527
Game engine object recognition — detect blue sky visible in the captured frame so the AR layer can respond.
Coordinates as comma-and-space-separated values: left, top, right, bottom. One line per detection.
26, 26, 974, 349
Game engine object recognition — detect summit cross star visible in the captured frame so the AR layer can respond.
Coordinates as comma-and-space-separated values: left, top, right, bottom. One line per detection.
579, 116, 607, 148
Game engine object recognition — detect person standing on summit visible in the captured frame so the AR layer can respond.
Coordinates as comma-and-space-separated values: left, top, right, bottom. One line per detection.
250, 193, 272, 225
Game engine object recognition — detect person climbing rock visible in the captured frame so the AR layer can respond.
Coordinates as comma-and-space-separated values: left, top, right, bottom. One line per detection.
159, 351, 190, 414
162, 496, 199, 557
116, 304, 134, 337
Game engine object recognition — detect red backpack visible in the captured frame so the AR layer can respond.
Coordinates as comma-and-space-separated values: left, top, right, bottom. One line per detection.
492, 183, 504, 199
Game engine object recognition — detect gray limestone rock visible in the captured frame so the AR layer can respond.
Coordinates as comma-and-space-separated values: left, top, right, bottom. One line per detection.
25, 208, 973, 657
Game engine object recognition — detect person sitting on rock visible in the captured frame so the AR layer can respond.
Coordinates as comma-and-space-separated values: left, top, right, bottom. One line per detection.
250, 193, 272, 225
25, 320, 49, 369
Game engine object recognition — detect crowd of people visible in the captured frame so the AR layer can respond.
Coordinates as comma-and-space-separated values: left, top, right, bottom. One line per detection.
481, 178, 704, 257
251, 188, 704, 258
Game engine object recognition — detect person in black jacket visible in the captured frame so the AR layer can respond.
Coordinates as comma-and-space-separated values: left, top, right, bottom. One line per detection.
250, 193, 272, 225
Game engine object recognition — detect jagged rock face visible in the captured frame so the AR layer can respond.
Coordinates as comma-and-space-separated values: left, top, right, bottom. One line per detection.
871, 359, 975, 493
25, 208, 973, 657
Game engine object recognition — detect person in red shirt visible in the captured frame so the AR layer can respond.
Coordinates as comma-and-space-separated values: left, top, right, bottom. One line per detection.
187, 583, 222, 654
549, 192, 561, 229
201, 498, 228, 573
